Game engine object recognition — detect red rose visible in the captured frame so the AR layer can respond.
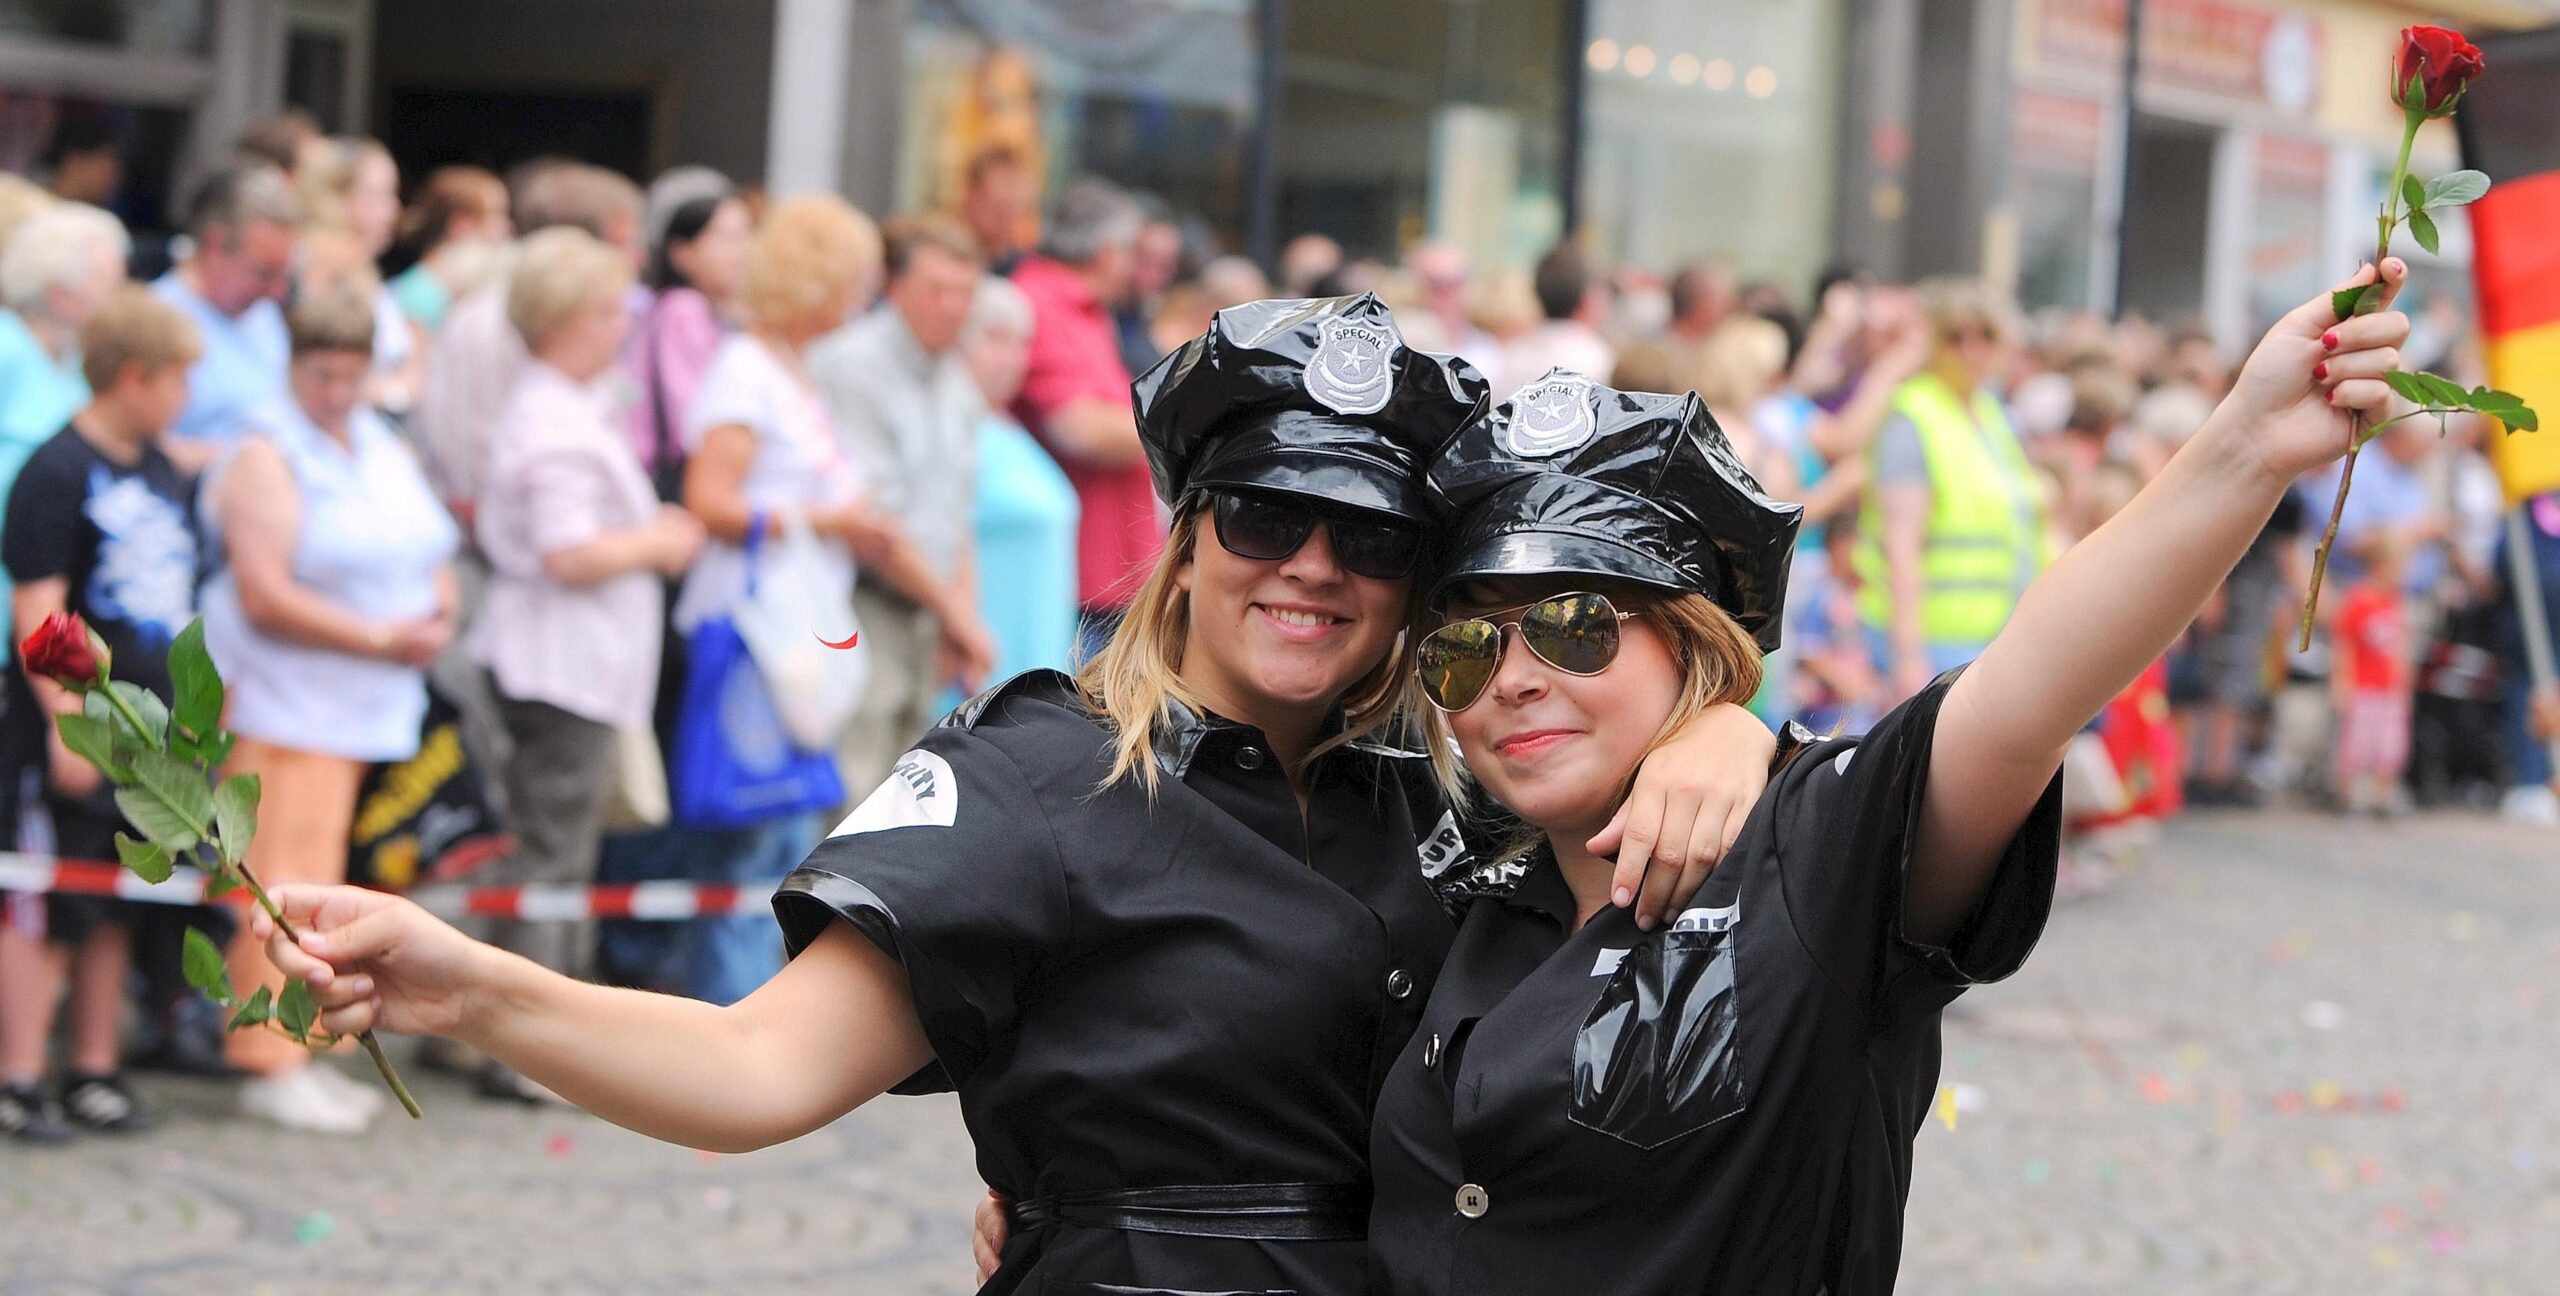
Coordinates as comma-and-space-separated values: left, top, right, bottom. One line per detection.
19, 612, 108, 689
2395, 25, 2484, 118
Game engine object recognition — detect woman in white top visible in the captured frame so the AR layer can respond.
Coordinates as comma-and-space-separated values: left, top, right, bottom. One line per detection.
295, 136, 422, 416
200, 286, 458, 1132
670, 195, 899, 1006
468, 228, 705, 1098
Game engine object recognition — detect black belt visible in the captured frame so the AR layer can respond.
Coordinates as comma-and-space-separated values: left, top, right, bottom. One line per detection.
1010, 1181, 1368, 1241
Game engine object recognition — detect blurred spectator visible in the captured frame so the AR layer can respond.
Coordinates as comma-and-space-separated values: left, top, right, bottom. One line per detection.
0, 175, 53, 256
1856, 277, 2045, 700
472, 228, 702, 1096
297, 136, 422, 414
0, 286, 203, 1144
1199, 255, 1271, 310
388, 166, 513, 333
233, 109, 319, 176
960, 144, 1036, 277
200, 287, 458, 1131
1010, 177, 1154, 657
41, 108, 121, 208
150, 165, 302, 469
674, 194, 882, 1005
2332, 535, 2416, 817
1279, 233, 1342, 297
634, 176, 751, 490
1406, 243, 1496, 364
414, 162, 643, 517
2331, 423, 2448, 601
0, 203, 129, 636
810, 214, 1000, 793
1118, 207, 1184, 378
2045, 362, 2139, 543
962, 275, 1079, 682
2496, 492, 2560, 825
1666, 260, 1739, 349
1494, 243, 1615, 400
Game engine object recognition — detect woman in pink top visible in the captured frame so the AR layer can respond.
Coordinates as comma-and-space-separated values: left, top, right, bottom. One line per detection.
632, 183, 751, 496
470, 227, 705, 1099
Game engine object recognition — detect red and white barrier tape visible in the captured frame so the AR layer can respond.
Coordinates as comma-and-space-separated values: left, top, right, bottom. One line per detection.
0, 852, 774, 920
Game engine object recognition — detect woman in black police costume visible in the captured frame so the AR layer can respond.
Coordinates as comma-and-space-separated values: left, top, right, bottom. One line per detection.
1362, 260, 2411, 1294
252, 294, 1780, 1294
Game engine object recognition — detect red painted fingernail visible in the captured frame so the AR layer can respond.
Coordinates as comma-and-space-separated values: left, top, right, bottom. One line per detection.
2322, 332, 2339, 350
2313, 362, 2329, 381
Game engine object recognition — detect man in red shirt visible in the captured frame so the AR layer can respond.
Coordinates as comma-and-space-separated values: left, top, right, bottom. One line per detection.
1008, 178, 1158, 656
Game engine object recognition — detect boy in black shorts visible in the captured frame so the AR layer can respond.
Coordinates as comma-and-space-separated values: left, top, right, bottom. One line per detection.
0, 286, 203, 1142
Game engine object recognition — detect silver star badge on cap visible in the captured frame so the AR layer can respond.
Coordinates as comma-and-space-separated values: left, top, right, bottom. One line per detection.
1499, 370, 1599, 458
1304, 313, 1399, 416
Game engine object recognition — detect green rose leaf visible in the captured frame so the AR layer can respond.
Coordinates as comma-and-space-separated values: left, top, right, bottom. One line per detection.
2400, 174, 2427, 217
278, 979, 319, 1042
2414, 371, 2471, 408
212, 773, 260, 869
181, 927, 234, 1007
199, 730, 234, 770
103, 681, 168, 747
228, 985, 274, 1031
115, 748, 215, 854
2410, 209, 2441, 256
2423, 169, 2491, 209
54, 713, 117, 774
113, 832, 172, 884
168, 619, 222, 744
2331, 284, 2374, 322
2383, 371, 2435, 405
205, 869, 242, 900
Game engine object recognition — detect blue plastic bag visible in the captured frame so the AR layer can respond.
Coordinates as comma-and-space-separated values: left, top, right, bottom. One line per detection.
670, 614, 845, 830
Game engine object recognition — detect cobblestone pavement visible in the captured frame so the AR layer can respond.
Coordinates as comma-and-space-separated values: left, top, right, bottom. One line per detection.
3, 808, 2553, 1294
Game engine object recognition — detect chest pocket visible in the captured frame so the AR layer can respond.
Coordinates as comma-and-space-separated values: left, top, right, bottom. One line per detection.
1568, 902, 1748, 1149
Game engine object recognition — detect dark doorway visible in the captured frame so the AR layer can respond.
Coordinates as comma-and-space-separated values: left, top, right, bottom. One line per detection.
2118, 115, 2217, 323
375, 86, 651, 182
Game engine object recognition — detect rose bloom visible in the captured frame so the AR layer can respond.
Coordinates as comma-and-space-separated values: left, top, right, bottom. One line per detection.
2396, 25, 2485, 118
18, 611, 108, 688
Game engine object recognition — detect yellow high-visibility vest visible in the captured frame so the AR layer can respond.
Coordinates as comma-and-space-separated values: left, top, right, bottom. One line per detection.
1854, 373, 2047, 644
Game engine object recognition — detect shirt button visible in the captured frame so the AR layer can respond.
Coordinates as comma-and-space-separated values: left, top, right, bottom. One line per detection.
1235, 745, 1266, 770
1385, 968, 1414, 1000
1454, 1183, 1490, 1218
1422, 1033, 1442, 1069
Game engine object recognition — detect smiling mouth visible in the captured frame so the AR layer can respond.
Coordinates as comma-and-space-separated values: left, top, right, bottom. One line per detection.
1496, 729, 1577, 758
1256, 604, 1349, 634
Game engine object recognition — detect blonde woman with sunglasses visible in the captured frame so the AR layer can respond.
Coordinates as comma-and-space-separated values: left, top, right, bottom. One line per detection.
1367, 264, 2410, 1294
249, 295, 1776, 1295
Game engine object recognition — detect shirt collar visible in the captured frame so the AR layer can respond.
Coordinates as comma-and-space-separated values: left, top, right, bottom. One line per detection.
1015, 256, 1102, 314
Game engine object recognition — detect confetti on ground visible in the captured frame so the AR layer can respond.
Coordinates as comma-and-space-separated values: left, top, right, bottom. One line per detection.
2023, 1157, 2053, 1186
546, 1134, 575, 1157
703, 1186, 734, 1212
295, 1211, 334, 1246
2447, 911, 2481, 942
2303, 1000, 2347, 1031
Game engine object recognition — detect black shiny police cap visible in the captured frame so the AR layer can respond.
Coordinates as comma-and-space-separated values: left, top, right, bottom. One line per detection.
1132, 293, 1490, 523
1425, 368, 1802, 653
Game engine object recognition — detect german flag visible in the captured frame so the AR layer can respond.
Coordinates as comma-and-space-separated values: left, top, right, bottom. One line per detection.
2459, 26, 2560, 505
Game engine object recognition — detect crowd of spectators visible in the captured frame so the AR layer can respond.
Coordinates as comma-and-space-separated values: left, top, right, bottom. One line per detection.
0, 118, 2554, 1144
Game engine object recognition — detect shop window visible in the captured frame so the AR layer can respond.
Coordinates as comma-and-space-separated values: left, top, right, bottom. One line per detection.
0, 0, 206, 55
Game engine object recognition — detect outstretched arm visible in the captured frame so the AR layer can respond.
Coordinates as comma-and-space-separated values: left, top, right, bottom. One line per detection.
1905, 260, 2412, 943
261, 887, 932, 1152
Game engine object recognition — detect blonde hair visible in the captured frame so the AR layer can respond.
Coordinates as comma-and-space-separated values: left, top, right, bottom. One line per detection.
1075, 502, 1413, 794
743, 195, 881, 334
1, 202, 127, 316
1688, 316, 1789, 412
286, 284, 377, 356
1418, 582, 1764, 816
295, 135, 392, 236
507, 226, 635, 351
0, 174, 58, 266
1916, 276, 2018, 351
79, 284, 201, 391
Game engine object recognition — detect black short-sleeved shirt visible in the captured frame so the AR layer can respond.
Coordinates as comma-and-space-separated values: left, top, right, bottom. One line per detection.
773, 671, 1456, 1296
2, 425, 201, 699
1, 426, 202, 817
1370, 671, 2061, 1296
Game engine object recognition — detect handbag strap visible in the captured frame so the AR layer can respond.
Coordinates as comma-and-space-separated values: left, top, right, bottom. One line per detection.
742, 509, 766, 599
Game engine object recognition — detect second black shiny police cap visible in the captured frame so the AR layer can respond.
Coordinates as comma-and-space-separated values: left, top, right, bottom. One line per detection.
1132, 293, 1490, 523
1425, 368, 1803, 652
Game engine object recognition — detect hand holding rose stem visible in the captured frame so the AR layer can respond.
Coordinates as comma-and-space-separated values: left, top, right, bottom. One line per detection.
18, 611, 422, 1118
2298, 24, 2536, 649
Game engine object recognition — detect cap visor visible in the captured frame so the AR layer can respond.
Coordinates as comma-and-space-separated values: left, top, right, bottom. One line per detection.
1430, 526, 1690, 606
1188, 447, 1419, 521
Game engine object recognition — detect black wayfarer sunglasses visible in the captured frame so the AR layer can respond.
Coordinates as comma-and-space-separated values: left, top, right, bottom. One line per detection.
1210, 491, 1423, 582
